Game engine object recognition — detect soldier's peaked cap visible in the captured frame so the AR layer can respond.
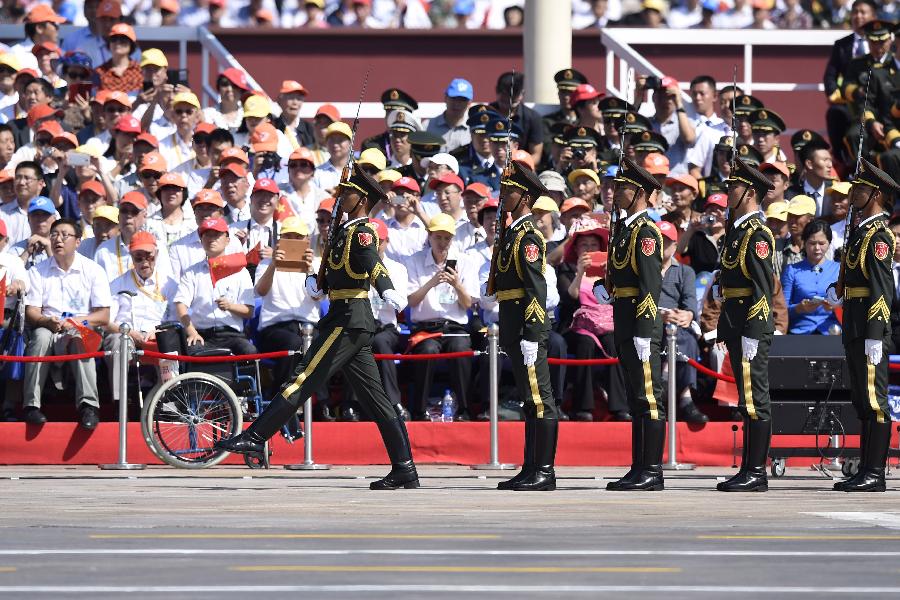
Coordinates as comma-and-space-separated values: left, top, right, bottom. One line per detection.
339, 163, 387, 201
728, 157, 775, 193
854, 157, 900, 196
380, 88, 418, 112
502, 160, 549, 199
554, 68, 588, 90
615, 157, 662, 192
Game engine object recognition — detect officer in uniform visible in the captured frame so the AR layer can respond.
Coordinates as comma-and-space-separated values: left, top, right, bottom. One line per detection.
748, 108, 787, 163
484, 161, 558, 491
397, 131, 445, 186
712, 158, 776, 492
543, 68, 588, 134
556, 125, 603, 178
468, 117, 522, 192
828, 158, 899, 492
361, 88, 419, 157
598, 97, 628, 166
215, 164, 418, 490
593, 157, 666, 491
457, 105, 498, 180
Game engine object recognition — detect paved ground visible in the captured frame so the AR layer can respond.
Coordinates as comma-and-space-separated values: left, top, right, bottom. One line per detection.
1, 465, 900, 599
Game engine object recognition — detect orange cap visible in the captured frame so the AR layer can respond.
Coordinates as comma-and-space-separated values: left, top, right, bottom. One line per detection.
158, 172, 186, 189
511, 149, 535, 170
317, 197, 336, 213
107, 23, 136, 44
219, 147, 249, 165
121, 190, 148, 210
26, 4, 66, 23
643, 152, 670, 176
280, 80, 308, 95
560, 197, 591, 213
221, 162, 248, 178
192, 188, 225, 207
128, 231, 157, 253
159, 0, 180, 13
194, 122, 216, 136
104, 90, 132, 108
79, 180, 107, 198
139, 151, 167, 173
96, 0, 123, 18
249, 122, 279, 152
288, 147, 315, 163
51, 131, 78, 148
664, 173, 699, 193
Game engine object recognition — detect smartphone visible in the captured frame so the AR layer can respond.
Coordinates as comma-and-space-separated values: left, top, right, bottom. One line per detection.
585, 251, 607, 278
67, 82, 93, 103
811, 296, 826, 304
445, 259, 457, 272
142, 80, 155, 92
67, 151, 91, 167
167, 68, 189, 87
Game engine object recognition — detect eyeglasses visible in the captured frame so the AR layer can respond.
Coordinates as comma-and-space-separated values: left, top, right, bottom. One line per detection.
14, 175, 39, 183
49, 231, 76, 240
104, 105, 128, 114
288, 161, 314, 170
132, 253, 157, 263
315, 217, 331, 224
140, 172, 162, 180
174, 108, 195, 116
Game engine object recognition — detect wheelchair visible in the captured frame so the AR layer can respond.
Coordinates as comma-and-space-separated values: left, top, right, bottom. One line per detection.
140, 323, 301, 469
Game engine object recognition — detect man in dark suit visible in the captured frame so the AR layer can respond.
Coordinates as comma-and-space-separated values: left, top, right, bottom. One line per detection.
889, 214, 900, 353
823, 0, 876, 163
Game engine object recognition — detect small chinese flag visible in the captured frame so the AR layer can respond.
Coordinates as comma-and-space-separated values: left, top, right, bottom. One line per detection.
274, 196, 296, 222
209, 253, 248, 287
64, 319, 102, 353
406, 331, 442, 351
246, 242, 261, 266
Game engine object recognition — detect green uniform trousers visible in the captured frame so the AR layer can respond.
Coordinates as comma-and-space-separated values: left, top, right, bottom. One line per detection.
281, 326, 396, 423
502, 337, 557, 420
724, 335, 772, 421
845, 337, 891, 423
615, 336, 665, 421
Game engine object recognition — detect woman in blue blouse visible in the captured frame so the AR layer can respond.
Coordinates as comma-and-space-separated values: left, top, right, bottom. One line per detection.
781, 219, 841, 334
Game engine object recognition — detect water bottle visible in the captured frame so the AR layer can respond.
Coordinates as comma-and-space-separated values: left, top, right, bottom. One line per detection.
441, 389, 456, 422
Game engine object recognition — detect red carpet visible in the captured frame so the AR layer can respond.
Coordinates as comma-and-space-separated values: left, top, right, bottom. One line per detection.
0, 421, 879, 467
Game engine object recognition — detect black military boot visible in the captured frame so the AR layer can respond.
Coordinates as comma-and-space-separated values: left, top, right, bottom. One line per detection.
214, 395, 298, 462
614, 417, 665, 491
718, 419, 770, 492
498, 417, 535, 490
370, 416, 420, 490
717, 418, 751, 490
606, 416, 644, 490
834, 419, 870, 491
512, 419, 558, 491
844, 419, 890, 492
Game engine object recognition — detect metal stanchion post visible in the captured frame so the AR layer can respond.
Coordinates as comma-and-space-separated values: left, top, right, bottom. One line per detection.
662, 323, 694, 471
100, 324, 146, 470
285, 323, 330, 470
472, 323, 515, 470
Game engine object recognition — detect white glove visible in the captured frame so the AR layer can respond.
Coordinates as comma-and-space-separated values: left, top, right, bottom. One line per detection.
633, 336, 651, 362
480, 280, 495, 302
865, 339, 883, 366
521, 339, 538, 367
741, 336, 759, 362
381, 288, 406, 313
593, 283, 612, 305
825, 284, 843, 307
304, 276, 324, 300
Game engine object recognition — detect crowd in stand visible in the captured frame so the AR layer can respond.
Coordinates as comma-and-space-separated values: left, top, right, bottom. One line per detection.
0, 0, 899, 431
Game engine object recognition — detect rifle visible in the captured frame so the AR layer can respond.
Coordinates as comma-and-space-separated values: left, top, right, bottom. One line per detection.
711, 66, 739, 284
835, 65, 873, 298
606, 67, 633, 286
485, 70, 517, 296
316, 70, 369, 291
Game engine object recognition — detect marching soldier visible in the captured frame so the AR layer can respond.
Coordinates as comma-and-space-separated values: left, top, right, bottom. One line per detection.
594, 157, 666, 491
828, 159, 899, 492
215, 164, 419, 490
485, 161, 559, 492
712, 158, 776, 493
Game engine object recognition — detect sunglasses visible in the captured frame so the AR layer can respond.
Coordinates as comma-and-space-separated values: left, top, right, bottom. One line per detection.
315, 217, 331, 224
174, 108, 195, 116
140, 171, 162, 180
288, 161, 314, 170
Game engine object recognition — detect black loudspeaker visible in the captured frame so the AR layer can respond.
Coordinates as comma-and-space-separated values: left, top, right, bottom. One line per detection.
768, 335, 850, 391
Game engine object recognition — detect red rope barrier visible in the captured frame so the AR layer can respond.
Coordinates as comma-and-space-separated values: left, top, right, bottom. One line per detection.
891, 363, 900, 372
140, 349, 478, 363
687, 357, 736, 383
0, 352, 105, 362
547, 357, 619, 365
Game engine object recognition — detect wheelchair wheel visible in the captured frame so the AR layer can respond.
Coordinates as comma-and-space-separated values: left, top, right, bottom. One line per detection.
142, 372, 243, 469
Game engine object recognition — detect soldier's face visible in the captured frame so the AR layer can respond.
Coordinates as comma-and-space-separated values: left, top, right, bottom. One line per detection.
339, 189, 363, 213
754, 131, 776, 156
612, 182, 639, 208
726, 181, 751, 208
870, 37, 891, 58
849, 183, 878, 208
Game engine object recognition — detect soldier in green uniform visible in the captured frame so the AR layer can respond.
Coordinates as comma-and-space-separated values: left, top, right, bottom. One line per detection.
361, 88, 419, 157
827, 158, 899, 492
215, 164, 419, 490
712, 158, 776, 493
483, 161, 558, 492
842, 20, 894, 162
593, 157, 666, 491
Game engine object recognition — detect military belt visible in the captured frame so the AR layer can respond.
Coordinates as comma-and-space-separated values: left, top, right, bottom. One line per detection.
328, 289, 368, 301
722, 287, 752, 299
496, 288, 525, 301
844, 286, 870, 299
613, 287, 639, 298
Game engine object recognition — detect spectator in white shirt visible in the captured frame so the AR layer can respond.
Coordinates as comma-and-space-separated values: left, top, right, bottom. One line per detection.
253, 216, 318, 387
78, 204, 118, 259
1, 161, 48, 247
201, 68, 249, 132
168, 189, 243, 281
174, 216, 256, 355
0, 216, 27, 312
668, 0, 703, 27
23, 218, 111, 428
220, 161, 252, 224
94, 191, 173, 282
232, 177, 280, 278
430, 172, 469, 244
158, 92, 201, 172
9, 196, 56, 270
406, 213, 478, 420
313, 121, 353, 193
134, 150, 168, 218
457, 181, 490, 252
281, 146, 329, 232
150, 172, 195, 249
171, 122, 215, 200
384, 176, 428, 262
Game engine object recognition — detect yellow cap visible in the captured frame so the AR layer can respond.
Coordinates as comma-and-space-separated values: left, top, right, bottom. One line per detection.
0, 53, 20, 71
172, 91, 200, 110
75, 141, 104, 159
830, 181, 851, 196
243, 95, 271, 119
139, 48, 168, 69
358, 148, 387, 171
567, 168, 600, 187
532, 195, 560, 213
427, 213, 457, 235
764, 201, 788, 221
324, 121, 353, 140
376, 169, 402, 183
280, 216, 309, 236
786, 195, 816, 216
93, 205, 119, 223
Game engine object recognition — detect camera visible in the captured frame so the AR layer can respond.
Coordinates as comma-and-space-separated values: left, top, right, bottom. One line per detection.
256, 152, 281, 173
701, 214, 717, 227
644, 76, 661, 90
570, 147, 587, 160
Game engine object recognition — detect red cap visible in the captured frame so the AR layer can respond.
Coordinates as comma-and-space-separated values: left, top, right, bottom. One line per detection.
135, 132, 159, 147
121, 190, 148, 210
139, 151, 166, 173
36, 120, 63, 137
571, 83, 604, 105
661, 76, 680, 91
96, 0, 123, 18
657, 220, 679, 242
26, 4, 66, 23
479, 197, 500, 213
220, 67, 250, 91
159, 0, 180, 13
51, 131, 78, 148
0, 170, 14, 184
317, 197, 336, 213
194, 122, 216, 136
15, 68, 38, 83
370, 217, 388, 241
252, 178, 279, 195
107, 23, 136, 43
79, 180, 106, 198
114, 114, 141, 134
288, 146, 315, 163
221, 162, 248, 178
26, 103, 62, 128
511, 149, 535, 170
0, 217, 6, 238
158, 172, 186, 189
665, 173, 699, 193
706, 193, 728, 208
104, 90, 132, 108
315, 103, 340, 122
250, 122, 279, 152
199, 217, 229, 234
219, 147, 249, 165
192, 189, 225, 207
280, 80, 308, 95
392, 176, 421, 194
31, 41, 61, 56
463, 182, 491, 199
428, 172, 465, 191
128, 231, 157, 253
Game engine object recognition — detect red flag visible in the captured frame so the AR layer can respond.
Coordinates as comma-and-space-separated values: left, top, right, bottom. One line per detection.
246, 242, 261, 266
406, 331, 442, 351
63, 319, 102, 353
208, 253, 247, 287
274, 196, 296, 222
